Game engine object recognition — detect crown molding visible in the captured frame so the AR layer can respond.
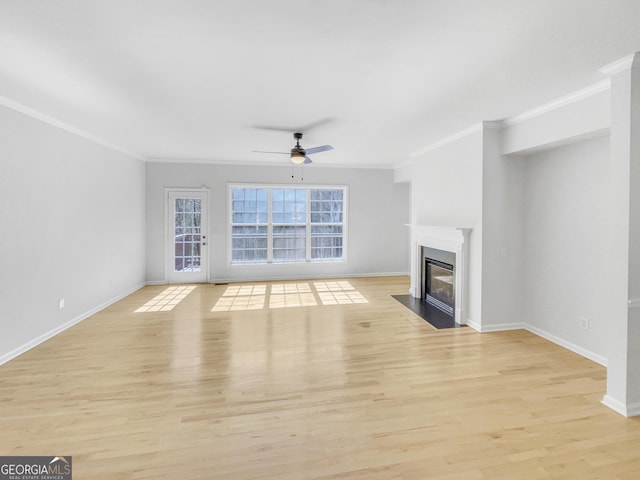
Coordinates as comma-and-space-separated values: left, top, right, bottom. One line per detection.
600, 52, 640, 76
482, 120, 504, 130
409, 123, 484, 158
147, 156, 393, 170
503, 80, 611, 127
0, 95, 145, 161
410, 79, 611, 155
394, 157, 414, 170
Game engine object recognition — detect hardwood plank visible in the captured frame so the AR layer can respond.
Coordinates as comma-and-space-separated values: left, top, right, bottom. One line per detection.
1, 276, 639, 479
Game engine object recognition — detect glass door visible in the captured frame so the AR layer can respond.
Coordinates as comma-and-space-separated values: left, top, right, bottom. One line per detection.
167, 190, 208, 284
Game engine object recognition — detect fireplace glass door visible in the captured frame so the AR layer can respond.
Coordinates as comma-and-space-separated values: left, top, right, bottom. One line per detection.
425, 259, 455, 316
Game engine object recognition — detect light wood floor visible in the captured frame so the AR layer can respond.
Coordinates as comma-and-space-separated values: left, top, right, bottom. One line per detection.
2, 276, 640, 479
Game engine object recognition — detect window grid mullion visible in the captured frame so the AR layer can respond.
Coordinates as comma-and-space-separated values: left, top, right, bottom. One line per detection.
267, 189, 273, 263
306, 188, 311, 262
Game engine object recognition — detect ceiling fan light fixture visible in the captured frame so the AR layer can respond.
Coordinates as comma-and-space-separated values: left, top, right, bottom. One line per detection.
290, 148, 306, 164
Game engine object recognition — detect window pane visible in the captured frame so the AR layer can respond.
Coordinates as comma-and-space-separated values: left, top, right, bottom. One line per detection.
174, 197, 203, 272
231, 225, 268, 263
273, 225, 306, 263
310, 206, 344, 260
232, 189, 244, 200
232, 188, 268, 225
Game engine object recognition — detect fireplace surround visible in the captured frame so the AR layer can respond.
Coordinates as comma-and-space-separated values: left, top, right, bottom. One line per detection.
409, 225, 472, 325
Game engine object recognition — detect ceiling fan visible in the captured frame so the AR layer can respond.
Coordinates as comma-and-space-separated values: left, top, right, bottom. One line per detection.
253, 132, 334, 164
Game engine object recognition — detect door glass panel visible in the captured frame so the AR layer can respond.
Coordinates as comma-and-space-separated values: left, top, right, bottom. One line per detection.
174, 197, 202, 272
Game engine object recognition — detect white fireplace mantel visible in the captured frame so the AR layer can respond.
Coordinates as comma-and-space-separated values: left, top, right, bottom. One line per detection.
408, 225, 472, 325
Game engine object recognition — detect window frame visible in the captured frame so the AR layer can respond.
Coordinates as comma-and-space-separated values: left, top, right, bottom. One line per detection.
228, 183, 348, 265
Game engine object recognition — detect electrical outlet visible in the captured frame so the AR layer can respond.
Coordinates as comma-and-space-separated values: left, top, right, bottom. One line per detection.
58, 298, 65, 310
579, 316, 589, 330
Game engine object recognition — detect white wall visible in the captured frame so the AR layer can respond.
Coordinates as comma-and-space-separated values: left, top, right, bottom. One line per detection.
410, 131, 483, 227
145, 162, 409, 282
0, 105, 146, 363
407, 129, 484, 325
521, 136, 611, 363
480, 127, 525, 330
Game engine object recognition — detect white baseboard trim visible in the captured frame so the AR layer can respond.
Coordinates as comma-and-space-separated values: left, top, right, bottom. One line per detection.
464, 320, 524, 332
465, 319, 481, 331
0, 282, 145, 366
209, 272, 410, 284
476, 322, 525, 333
524, 324, 607, 366
145, 272, 410, 286
602, 395, 627, 416
601, 395, 640, 417
464, 321, 607, 366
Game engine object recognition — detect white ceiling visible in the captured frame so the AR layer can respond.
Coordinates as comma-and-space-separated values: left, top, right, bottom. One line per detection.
2, 0, 640, 168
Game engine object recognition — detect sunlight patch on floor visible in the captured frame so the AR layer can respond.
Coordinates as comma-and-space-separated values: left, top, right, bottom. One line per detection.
212, 284, 267, 311
222, 284, 267, 296
211, 280, 368, 312
212, 295, 266, 311
135, 286, 197, 312
270, 283, 318, 308
314, 281, 369, 305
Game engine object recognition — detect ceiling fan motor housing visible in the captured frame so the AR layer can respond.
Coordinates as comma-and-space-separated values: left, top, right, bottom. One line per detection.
291, 132, 306, 156
291, 145, 306, 155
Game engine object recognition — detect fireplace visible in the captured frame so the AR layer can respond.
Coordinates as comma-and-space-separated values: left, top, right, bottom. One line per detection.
410, 225, 471, 325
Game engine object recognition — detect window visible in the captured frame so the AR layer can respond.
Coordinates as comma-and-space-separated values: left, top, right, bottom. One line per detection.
310, 189, 344, 260
230, 185, 346, 264
230, 188, 268, 263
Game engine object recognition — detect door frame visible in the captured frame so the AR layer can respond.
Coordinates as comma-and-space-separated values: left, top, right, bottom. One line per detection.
165, 187, 210, 284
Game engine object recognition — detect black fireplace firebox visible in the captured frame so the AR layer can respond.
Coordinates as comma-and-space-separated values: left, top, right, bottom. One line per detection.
424, 258, 455, 316
421, 245, 456, 319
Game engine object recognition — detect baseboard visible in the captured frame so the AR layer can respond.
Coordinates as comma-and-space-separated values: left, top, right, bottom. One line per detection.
209, 272, 410, 284
465, 319, 481, 331
145, 280, 168, 286
601, 395, 640, 417
524, 324, 607, 366
464, 321, 608, 366
0, 282, 145, 366
466, 321, 524, 333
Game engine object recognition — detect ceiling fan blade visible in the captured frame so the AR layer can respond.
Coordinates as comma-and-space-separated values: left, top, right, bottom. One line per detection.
251, 125, 293, 132
299, 117, 334, 132
304, 156, 313, 164
252, 150, 289, 155
251, 118, 334, 133
305, 145, 334, 155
